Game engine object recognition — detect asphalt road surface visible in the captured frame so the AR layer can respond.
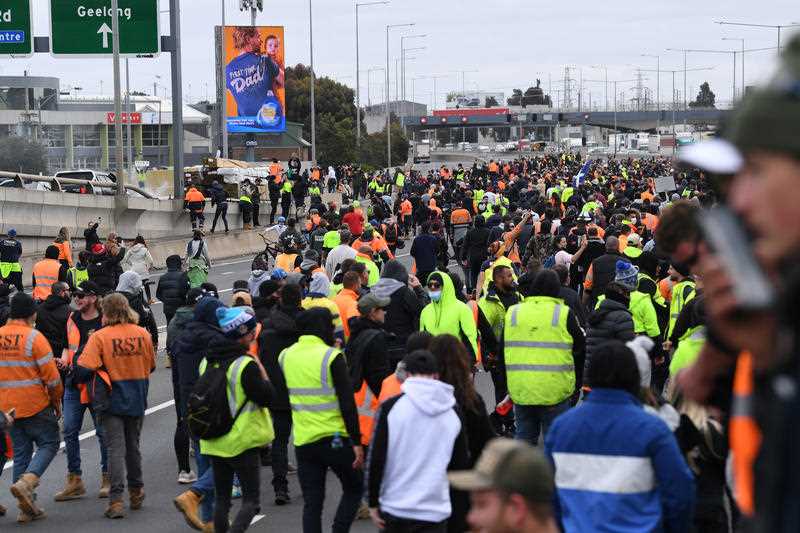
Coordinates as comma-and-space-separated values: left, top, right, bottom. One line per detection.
0, 239, 496, 532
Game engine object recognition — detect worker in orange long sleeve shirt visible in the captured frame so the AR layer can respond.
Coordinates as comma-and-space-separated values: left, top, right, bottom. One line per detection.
0, 292, 63, 522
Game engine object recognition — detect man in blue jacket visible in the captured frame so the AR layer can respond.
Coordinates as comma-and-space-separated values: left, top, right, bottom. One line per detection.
545, 340, 695, 533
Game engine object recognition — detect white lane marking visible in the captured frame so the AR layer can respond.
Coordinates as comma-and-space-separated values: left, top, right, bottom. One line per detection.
251, 515, 266, 525
2, 400, 176, 471
221, 271, 234, 276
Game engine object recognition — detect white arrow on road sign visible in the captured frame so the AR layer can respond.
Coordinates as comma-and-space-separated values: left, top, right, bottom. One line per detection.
97, 22, 112, 48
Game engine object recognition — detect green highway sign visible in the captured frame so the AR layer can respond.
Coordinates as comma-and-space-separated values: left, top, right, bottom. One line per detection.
0, 0, 33, 57
50, 0, 160, 57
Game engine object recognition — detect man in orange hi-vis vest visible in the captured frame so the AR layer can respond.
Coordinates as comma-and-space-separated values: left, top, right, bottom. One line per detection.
0, 292, 63, 522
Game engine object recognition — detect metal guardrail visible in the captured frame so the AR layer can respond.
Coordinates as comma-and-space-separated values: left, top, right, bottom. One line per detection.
0, 170, 157, 199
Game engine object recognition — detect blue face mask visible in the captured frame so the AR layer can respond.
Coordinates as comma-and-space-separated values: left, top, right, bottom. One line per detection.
429, 290, 442, 302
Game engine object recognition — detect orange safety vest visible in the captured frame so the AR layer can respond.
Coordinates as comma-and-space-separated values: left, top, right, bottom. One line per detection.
269, 163, 282, 177
378, 373, 402, 404
275, 253, 298, 272
32, 258, 61, 301
65, 315, 109, 404
248, 323, 262, 357
729, 351, 760, 517
185, 187, 205, 203
466, 300, 482, 364
355, 381, 380, 446
53, 241, 73, 266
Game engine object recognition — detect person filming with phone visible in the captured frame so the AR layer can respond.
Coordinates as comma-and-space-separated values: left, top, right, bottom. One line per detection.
662, 35, 800, 533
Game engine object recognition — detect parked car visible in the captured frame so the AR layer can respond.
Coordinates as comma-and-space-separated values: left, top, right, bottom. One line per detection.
478, 145, 491, 153
54, 170, 118, 195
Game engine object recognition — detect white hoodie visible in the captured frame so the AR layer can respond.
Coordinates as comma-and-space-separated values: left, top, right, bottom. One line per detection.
379, 377, 462, 523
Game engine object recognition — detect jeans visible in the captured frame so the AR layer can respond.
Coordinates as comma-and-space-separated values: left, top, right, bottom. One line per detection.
295, 436, 363, 533
269, 198, 279, 224
170, 358, 191, 473
513, 400, 570, 446
101, 414, 143, 501
190, 211, 205, 230
193, 439, 215, 522
211, 448, 261, 533
381, 512, 447, 533
9, 408, 60, 482
211, 206, 229, 232
270, 409, 292, 492
63, 387, 108, 475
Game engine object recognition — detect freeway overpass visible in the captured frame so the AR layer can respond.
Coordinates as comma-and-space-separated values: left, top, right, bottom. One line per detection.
402, 108, 730, 133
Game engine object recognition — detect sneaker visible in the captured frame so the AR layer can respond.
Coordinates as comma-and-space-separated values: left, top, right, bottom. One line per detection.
287, 462, 297, 475
231, 485, 242, 499
178, 470, 197, 484
274, 488, 290, 506
104, 501, 125, 519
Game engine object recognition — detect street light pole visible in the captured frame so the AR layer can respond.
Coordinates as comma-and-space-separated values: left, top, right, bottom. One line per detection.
355, 1, 389, 152
386, 23, 414, 168
722, 37, 746, 98
716, 21, 800, 52
111, 0, 124, 194
309, 0, 316, 164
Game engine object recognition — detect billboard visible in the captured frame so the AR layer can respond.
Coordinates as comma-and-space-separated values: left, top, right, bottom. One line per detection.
223, 25, 286, 133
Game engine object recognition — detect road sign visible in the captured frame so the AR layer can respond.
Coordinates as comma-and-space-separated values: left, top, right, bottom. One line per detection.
49, 0, 159, 57
0, 0, 32, 57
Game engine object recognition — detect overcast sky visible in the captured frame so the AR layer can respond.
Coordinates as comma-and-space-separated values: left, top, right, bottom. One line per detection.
6, 0, 799, 110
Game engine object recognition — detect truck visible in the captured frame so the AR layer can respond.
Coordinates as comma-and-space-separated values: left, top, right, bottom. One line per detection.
413, 141, 431, 163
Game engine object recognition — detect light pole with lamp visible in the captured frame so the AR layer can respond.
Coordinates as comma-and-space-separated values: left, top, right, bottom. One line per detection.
401, 43, 425, 129
355, 1, 389, 151
721, 37, 745, 98
715, 21, 800, 52
386, 23, 415, 168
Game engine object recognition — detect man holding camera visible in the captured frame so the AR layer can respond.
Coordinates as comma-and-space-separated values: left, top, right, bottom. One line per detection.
672, 35, 800, 533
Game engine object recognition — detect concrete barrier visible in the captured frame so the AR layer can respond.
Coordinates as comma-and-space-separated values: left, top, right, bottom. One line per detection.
2, 187, 343, 273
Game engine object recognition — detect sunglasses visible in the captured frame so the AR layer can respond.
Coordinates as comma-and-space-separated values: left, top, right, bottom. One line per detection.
73, 293, 91, 299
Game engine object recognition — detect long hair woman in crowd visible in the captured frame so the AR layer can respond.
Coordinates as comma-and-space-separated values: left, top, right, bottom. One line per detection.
429, 334, 495, 533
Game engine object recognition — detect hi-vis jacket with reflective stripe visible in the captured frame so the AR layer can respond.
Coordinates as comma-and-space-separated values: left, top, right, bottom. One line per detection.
0, 321, 63, 419
279, 335, 349, 447
504, 295, 574, 406
32, 258, 62, 301
199, 355, 275, 458
669, 325, 706, 377
355, 381, 379, 446
667, 279, 696, 339
545, 388, 696, 533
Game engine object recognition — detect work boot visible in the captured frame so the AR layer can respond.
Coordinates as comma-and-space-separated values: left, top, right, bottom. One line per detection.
16, 508, 45, 523
129, 487, 145, 510
356, 501, 370, 520
274, 487, 290, 506
0, 502, 5, 516
104, 500, 125, 519
10, 473, 43, 517
54, 473, 86, 501
174, 490, 204, 530
98, 472, 111, 498
202, 523, 215, 533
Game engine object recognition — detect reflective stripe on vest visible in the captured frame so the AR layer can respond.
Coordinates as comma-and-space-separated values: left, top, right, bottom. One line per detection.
667, 279, 696, 339
32, 259, 61, 301
199, 355, 275, 458
280, 341, 348, 446
466, 300, 482, 364
504, 296, 574, 406
729, 351, 760, 517
355, 381, 379, 446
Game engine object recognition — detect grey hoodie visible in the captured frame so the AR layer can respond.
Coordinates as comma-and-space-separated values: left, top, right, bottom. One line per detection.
248, 270, 271, 297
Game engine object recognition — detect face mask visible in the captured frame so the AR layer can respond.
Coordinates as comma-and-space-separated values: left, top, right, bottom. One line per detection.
428, 290, 442, 302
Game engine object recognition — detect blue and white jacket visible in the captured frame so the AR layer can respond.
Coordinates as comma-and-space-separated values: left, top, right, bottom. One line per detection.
544, 388, 695, 533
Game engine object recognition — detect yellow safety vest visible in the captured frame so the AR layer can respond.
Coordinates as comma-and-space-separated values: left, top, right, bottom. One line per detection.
504, 295, 574, 406
482, 256, 516, 295
199, 355, 275, 458
669, 326, 706, 376
279, 335, 348, 447
668, 279, 696, 339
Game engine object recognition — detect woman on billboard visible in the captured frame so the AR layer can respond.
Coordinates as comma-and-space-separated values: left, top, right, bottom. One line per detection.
225, 27, 283, 130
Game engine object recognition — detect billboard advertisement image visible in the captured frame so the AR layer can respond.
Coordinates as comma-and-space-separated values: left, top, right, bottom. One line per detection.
224, 25, 286, 133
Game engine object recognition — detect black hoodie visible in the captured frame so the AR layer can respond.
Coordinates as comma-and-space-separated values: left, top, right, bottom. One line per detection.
258, 304, 302, 411
371, 260, 426, 363
34, 293, 71, 357
157, 255, 190, 318
346, 317, 392, 396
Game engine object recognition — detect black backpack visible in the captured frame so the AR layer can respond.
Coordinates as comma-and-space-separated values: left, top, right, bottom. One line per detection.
186, 359, 248, 439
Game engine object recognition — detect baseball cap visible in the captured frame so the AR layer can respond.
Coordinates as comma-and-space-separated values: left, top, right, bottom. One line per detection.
76, 280, 101, 297
449, 438, 554, 503
357, 293, 390, 315
7, 228, 16, 237
679, 138, 743, 175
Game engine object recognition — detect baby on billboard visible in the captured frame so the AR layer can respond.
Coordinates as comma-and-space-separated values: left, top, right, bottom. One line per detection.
225, 26, 286, 132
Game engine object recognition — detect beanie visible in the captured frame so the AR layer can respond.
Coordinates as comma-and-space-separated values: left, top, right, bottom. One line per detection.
614, 260, 639, 291
216, 307, 257, 339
